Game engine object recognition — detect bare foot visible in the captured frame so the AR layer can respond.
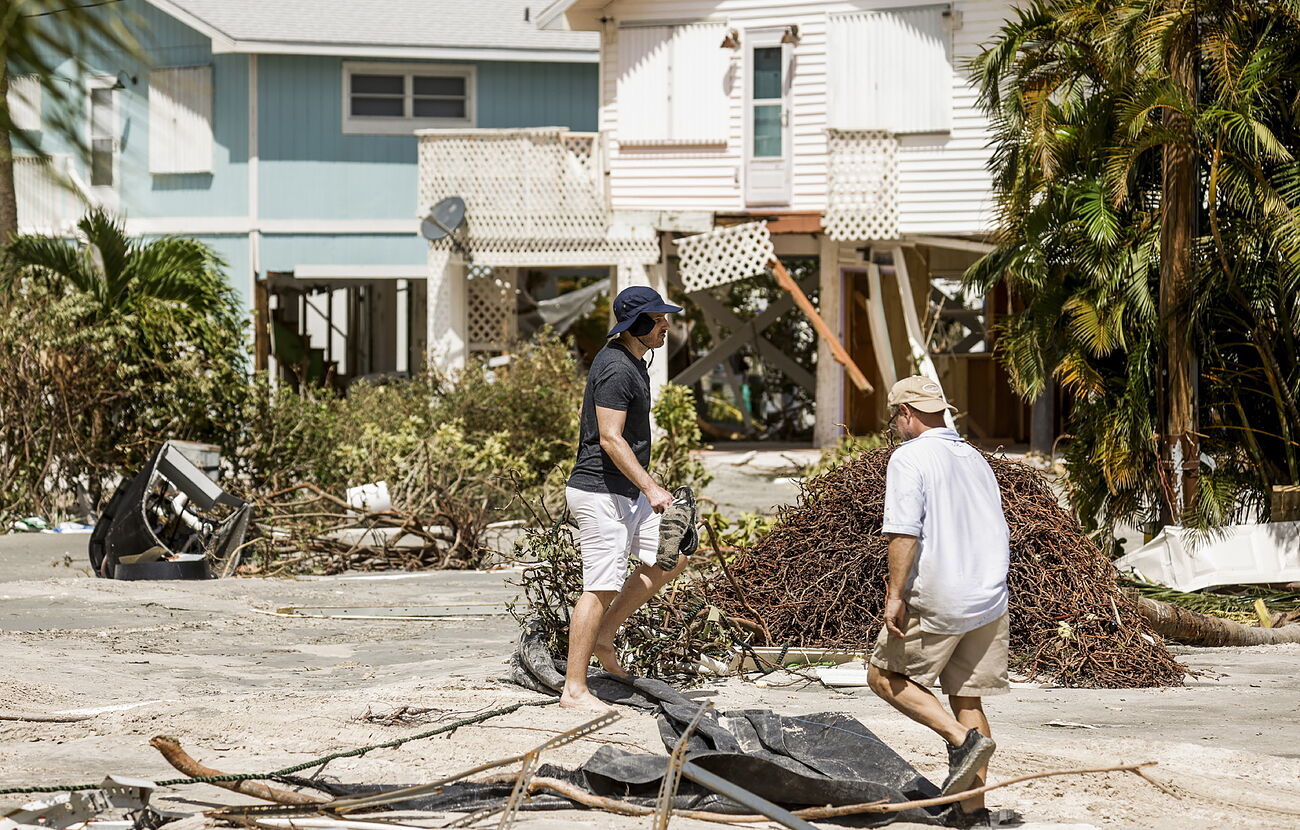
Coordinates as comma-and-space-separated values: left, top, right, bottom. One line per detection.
594, 642, 630, 677
559, 688, 615, 713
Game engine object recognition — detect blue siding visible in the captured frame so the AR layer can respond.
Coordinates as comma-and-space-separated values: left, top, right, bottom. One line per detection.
21, 1, 597, 284
257, 55, 597, 222
260, 234, 427, 273
32, 0, 249, 219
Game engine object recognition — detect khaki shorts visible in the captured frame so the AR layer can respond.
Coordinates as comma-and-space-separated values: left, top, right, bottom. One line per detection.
869, 612, 1010, 697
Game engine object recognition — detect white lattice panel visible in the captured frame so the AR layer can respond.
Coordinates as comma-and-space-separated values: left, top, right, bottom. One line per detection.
466, 265, 516, 352
418, 128, 658, 266
674, 222, 775, 293
823, 129, 901, 242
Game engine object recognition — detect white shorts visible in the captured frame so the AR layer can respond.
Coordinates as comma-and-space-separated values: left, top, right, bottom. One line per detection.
565, 486, 661, 591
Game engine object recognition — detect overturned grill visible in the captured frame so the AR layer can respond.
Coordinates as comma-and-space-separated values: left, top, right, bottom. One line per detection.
89, 441, 251, 580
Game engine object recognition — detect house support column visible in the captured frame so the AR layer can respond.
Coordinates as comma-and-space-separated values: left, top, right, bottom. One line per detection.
426, 248, 466, 373
814, 235, 845, 448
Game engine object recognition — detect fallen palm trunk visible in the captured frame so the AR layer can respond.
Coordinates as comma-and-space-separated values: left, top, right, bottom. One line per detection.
1134, 595, 1300, 646
148, 735, 328, 805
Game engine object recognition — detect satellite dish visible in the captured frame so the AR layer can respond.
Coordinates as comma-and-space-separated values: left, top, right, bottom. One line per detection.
420, 196, 467, 241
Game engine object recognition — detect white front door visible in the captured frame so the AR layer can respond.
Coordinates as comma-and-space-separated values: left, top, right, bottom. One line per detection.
744, 30, 791, 206
87, 78, 119, 211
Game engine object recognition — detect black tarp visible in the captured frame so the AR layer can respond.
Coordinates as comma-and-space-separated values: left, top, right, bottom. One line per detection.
502, 627, 946, 826
298, 631, 951, 825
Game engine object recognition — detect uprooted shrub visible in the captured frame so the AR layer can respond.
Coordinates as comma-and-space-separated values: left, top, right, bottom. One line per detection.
0, 219, 248, 526
235, 333, 586, 573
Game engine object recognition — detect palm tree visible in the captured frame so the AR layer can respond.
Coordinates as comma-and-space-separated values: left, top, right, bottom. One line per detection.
967, 0, 1300, 538
1, 1, 140, 243
0, 208, 245, 512
3, 208, 243, 361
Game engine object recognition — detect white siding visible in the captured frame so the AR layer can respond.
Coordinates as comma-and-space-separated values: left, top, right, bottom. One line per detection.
148, 65, 214, 174
597, 0, 1011, 235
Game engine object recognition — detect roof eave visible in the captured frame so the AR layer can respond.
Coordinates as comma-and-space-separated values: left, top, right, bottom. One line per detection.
211, 39, 598, 63
536, 0, 605, 32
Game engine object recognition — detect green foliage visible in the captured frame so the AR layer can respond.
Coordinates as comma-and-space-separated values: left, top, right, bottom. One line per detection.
969, 0, 1300, 537
0, 216, 247, 521
650, 383, 712, 492
509, 513, 730, 679
701, 509, 779, 550
235, 334, 584, 506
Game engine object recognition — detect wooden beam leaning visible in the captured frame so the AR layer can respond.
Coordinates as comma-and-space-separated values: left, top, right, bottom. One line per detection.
769, 256, 873, 393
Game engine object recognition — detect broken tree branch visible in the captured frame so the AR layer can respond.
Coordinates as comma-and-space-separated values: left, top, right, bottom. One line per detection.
148, 735, 328, 805
496, 761, 1162, 825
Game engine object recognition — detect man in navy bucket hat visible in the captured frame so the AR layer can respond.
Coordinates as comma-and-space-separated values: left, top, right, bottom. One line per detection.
562, 286, 684, 712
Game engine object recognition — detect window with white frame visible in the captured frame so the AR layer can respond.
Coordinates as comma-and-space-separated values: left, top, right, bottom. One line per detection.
342, 62, 474, 134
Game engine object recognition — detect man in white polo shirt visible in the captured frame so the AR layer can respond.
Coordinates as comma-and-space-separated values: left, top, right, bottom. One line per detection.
866, 375, 1011, 827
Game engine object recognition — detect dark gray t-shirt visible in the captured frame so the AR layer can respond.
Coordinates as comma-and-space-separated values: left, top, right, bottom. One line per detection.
567, 341, 651, 498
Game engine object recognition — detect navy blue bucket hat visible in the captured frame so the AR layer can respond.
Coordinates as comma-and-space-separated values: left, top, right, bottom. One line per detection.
607, 285, 683, 337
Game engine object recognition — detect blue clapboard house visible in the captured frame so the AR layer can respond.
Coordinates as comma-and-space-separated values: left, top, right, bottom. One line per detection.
10, 0, 597, 380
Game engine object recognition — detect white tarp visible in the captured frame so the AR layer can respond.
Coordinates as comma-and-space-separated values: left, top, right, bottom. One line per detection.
1115, 521, 1300, 592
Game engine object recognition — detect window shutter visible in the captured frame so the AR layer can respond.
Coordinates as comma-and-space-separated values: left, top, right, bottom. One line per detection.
828, 7, 952, 133
616, 26, 670, 142
149, 65, 213, 174
669, 23, 729, 143
8, 75, 42, 131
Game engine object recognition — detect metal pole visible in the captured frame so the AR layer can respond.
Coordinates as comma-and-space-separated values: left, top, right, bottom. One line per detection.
678, 762, 821, 830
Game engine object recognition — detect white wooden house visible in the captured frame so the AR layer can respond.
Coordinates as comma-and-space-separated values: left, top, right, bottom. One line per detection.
417, 0, 1040, 446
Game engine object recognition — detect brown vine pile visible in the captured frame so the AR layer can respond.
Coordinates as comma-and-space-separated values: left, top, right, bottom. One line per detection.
707, 447, 1187, 688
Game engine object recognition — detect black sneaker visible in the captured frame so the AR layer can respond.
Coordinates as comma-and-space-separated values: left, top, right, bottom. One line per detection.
941, 728, 996, 795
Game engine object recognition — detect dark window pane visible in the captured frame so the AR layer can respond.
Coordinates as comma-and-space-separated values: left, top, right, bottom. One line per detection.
413, 98, 465, 118
753, 47, 782, 100
413, 75, 464, 96
91, 139, 113, 186
91, 88, 113, 138
753, 105, 781, 157
351, 96, 404, 117
351, 74, 403, 95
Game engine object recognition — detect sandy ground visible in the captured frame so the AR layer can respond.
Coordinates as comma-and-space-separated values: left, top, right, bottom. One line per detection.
2, 451, 1298, 829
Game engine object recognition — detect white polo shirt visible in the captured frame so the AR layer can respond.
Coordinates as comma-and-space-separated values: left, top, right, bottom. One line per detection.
882, 427, 1010, 635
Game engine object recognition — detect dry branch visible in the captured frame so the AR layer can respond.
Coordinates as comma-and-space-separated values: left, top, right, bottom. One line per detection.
493, 760, 1161, 824
148, 735, 328, 805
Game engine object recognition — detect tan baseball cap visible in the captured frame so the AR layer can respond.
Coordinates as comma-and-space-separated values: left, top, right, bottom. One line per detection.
888, 375, 956, 413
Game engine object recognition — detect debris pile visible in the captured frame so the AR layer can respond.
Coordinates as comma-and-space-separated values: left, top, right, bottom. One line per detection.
510, 516, 729, 680
244, 483, 491, 575
707, 448, 1187, 688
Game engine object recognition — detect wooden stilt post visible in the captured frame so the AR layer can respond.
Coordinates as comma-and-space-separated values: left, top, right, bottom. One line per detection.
769, 256, 873, 394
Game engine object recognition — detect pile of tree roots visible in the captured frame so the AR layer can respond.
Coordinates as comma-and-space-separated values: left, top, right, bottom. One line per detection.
707, 448, 1188, 688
